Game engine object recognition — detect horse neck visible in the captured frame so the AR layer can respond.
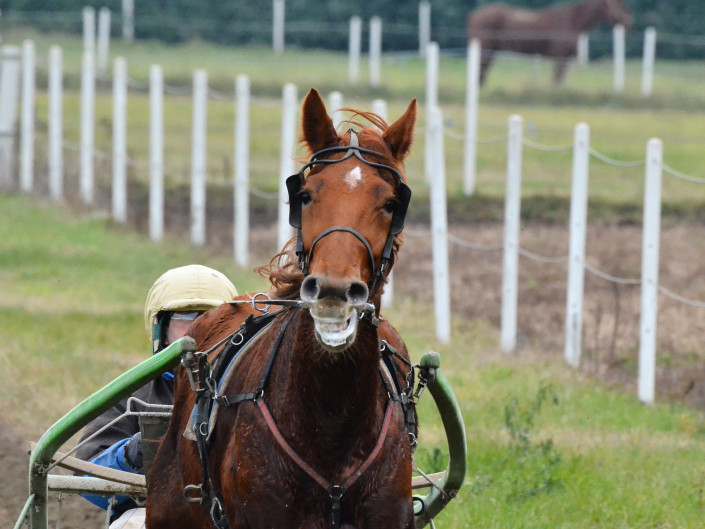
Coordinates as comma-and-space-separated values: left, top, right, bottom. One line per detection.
569, 0, 611, 32
284, 315, 384, 429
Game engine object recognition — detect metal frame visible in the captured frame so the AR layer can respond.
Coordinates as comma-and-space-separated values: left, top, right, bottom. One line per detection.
16, 337, 195, 529
14, 340, 466, 529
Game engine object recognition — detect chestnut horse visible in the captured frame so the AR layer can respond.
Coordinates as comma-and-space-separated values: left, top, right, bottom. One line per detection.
146, 89, 418, 529
467, 0, 632, 85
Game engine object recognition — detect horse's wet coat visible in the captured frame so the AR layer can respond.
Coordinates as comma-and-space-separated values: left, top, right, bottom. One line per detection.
146, 89, 418, 529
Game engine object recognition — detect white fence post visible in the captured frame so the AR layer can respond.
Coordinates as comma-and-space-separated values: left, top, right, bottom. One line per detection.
425, 41, 439, 109
191, 70, 208, 246
613, 24, 625, 93
273, 0, 285, 55
48, 46, 63, 201
372, 98, 395, 309
463, 39, 480, 196
278, 83, 297, 251
328, 91, 344, 130
424, 41, 439, 184
369, 16, 382, 88
149, 65, 164, 242
501, 115, 523, 354
122, 0, 134, 43
641, 27, 656, 98
20, 40, 35, 193
638, 138, 662, 405
564, 122, 590, 368
428, 106, 451, 344
97, 7, 111, 78
112, 57, 127, 224
83, 7, 96, 53
80, 44, 95, 205
577, 33, 589, 66
234, 74, 250, 268
348, 16, 362, 84
0, 46, 20, 188
418, 1, 431, 57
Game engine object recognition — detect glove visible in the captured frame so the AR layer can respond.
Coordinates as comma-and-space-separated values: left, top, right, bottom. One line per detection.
123, 432, 143, 472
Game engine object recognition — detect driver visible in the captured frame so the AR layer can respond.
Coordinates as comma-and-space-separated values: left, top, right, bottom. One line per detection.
76, 264, 238, 528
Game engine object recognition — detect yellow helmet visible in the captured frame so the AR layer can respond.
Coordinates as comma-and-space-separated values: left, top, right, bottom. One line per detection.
144, 265, 238, 352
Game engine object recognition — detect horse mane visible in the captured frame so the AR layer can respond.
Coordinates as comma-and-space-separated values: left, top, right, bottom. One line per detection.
255, 239, 304, 300
569, 0, 608, 30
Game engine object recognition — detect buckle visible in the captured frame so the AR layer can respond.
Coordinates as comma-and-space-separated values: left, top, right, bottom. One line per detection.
182, 484, 204, 504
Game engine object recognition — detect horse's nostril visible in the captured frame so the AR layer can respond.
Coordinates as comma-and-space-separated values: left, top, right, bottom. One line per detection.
301, 276, 320, 302
346, 281, 369, 307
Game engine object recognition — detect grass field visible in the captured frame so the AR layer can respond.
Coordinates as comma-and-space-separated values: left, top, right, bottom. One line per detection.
3, 194, 705, 527
5, 27, 705, 223
3, 28, 705, 528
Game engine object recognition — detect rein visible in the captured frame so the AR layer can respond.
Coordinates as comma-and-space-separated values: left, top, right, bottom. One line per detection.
180, 300, 420, 529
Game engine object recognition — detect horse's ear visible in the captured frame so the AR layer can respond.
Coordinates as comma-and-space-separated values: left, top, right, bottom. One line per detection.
301, 88, 339, 155
383, 98, 417, 162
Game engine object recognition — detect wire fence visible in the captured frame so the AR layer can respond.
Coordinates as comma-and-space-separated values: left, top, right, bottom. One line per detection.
49, 68, 705, 317
5, 31, 705, 406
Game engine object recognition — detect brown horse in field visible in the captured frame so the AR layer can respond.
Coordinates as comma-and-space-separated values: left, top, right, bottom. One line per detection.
468, 0, 632, 85
146, 89, 418, 529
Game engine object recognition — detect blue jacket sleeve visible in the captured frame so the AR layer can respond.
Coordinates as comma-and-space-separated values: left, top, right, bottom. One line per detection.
81, 438, 140, 510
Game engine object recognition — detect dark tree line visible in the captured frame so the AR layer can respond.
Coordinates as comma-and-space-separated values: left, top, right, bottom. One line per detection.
1, 0, 703, 59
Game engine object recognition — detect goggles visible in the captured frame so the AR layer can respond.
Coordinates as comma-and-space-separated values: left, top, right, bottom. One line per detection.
169, 311, 202, 322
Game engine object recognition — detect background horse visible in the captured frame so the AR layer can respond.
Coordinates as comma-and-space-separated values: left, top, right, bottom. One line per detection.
146, 89, 418, 529
467, 0, 632, 85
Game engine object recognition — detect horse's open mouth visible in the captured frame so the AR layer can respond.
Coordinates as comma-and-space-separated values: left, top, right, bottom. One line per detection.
310, 308, 358, 352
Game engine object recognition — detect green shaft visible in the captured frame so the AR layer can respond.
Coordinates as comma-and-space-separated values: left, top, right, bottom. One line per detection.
415, 352, 468, 528
27, 337, 195, 529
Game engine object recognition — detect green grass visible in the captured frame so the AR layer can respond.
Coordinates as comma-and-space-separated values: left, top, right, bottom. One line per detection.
0, 195, 268, 434
3, 194, 705, 527
5, 27, 705, 223
3, 29, 705, 527
27, 84, 705, 225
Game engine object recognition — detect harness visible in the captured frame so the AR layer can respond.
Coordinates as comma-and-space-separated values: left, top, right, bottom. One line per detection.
179, 132, 418, 529
181, 307, 423, 529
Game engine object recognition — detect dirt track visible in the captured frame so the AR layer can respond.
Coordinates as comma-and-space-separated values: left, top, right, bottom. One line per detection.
4, 219, 705, 527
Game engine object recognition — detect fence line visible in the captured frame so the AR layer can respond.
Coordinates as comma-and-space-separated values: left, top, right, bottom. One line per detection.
663, 164, 705, 184
522, 138, 572, 152
584, 264, 640, 285
5, 40, 705, 406
658, 286, 705, 309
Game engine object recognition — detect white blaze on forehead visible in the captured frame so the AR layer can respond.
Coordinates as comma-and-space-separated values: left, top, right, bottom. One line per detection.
343, 166, 363, 189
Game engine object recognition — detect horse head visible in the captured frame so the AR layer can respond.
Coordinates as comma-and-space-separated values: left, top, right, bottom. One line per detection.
287, 89, 416, 353
603, 0, 632, 30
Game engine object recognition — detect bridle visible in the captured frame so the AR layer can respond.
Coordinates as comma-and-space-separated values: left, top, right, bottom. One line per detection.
286, 129, 412, 298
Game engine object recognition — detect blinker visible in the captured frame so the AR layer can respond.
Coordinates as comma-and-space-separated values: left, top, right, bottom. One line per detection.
286, 130, 411, 234
286, 129, 411, 297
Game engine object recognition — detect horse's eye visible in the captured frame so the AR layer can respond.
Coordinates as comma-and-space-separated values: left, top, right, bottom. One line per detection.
383, 200, 396, 214
300, 191, 312, 206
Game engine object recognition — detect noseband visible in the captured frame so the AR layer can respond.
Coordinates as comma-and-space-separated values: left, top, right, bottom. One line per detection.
286, 130, 412, 298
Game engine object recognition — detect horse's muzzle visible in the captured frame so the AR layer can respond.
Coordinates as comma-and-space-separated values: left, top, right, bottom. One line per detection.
301, 275, 368, 352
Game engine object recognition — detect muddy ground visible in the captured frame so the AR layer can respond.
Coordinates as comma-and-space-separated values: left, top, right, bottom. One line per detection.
4, 191, 705, 527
